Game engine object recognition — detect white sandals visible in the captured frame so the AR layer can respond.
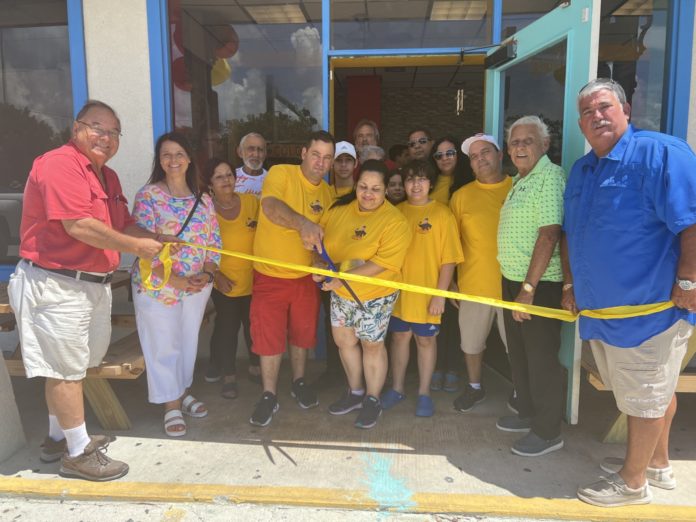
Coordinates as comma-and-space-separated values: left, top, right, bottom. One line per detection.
164, 409, 187, 437
181, 394, 208, 418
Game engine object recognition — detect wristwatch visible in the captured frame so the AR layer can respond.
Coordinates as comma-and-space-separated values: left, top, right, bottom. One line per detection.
676, 277, 696, 291
522, 282, 535, 293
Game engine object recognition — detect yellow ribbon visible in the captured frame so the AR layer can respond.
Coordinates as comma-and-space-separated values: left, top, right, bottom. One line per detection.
139, 243, 675, 323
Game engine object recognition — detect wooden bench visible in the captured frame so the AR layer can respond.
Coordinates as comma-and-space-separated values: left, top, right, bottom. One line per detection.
581, 338, 696, 443
2, 272, 215, 431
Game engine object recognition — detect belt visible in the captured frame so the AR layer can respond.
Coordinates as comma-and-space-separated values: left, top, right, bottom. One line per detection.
25, 260, 113, 284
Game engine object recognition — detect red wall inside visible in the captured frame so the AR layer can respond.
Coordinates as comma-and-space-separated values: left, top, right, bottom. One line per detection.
345, 75, 381, 141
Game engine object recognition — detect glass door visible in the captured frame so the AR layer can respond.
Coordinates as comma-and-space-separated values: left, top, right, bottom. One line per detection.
484, 0, 601, 425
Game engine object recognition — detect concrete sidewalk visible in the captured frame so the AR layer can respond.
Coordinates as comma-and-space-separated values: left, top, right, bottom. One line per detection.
1, 354, 696, 521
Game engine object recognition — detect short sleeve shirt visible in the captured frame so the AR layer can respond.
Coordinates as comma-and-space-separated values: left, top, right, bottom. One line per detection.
497, 155, 565, 282
320, 200, 411, 302
431, 174, 454, 205
564, 125, 696, 347
253, 164, 332, 279
392, 200, 463, 324
19, 142, 135, 273
234, 167, 268, 197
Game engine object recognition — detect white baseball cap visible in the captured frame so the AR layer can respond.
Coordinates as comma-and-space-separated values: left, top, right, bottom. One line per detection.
334, 141, 357, 160
461, 133, 500, 156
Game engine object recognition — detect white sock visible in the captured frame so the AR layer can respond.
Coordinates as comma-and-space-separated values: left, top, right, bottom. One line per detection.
48, 414, 64, 441
63, 423, 91, 457
351, 389, 365, 396
470, 383, 481, 390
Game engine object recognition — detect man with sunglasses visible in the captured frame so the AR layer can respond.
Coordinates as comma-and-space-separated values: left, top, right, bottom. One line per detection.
565, 78, 696, 507
407, 128, 434, 161
8, 100, 166, 481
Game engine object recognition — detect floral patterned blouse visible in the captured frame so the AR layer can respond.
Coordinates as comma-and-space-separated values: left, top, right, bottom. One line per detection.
131, 184, 221, 305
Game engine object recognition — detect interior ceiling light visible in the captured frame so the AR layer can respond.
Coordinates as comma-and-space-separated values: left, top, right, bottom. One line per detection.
612, 0, 653, 16
430, 0, 487, 21
246, 4, 306, 24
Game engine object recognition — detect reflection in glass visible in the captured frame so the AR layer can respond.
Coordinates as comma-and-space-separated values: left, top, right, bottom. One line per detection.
0, 0, 72, 261
331, 0, 490, 50
598, 0, 667, 131
501, 40, 567, 174
169, 0, 323, 167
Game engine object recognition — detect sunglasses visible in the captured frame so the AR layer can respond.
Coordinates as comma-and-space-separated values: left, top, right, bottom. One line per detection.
408, 137, 431, 148
433, 149, 456, 160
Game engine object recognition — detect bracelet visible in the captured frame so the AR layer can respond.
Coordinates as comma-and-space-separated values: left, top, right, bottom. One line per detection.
562, 282, 574, 291
203, 270, 215, 283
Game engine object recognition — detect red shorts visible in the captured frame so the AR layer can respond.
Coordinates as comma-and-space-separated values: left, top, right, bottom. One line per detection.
250, 271, 320, 356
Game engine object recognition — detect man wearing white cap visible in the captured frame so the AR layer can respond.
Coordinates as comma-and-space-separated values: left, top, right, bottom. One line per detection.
450, 133, 511, 412
330, 141, 357, 199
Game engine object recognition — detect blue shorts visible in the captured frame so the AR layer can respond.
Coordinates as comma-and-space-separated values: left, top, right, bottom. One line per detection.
388, 316, 440, 337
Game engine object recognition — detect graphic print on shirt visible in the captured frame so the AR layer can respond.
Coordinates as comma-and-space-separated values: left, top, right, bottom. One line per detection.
246, 217, 257, 229
417, 217, 432, 233
352, 225, 367, 240
309, 200, 324, 214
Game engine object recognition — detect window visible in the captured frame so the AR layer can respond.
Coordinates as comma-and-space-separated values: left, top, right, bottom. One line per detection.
0, 0, 73, 260
168, 0, 323, 167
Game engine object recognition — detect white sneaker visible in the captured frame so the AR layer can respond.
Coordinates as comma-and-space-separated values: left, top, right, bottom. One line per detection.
600, 457, 676, 490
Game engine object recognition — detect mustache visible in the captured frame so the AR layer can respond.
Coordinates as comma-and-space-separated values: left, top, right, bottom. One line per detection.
592, 119, 611, 129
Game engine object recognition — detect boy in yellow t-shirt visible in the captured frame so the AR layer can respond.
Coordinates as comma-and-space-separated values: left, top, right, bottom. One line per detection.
382, 160, 464, 418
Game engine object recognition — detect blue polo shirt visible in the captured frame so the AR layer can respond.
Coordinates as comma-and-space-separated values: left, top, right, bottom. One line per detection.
564, 125, 696, 347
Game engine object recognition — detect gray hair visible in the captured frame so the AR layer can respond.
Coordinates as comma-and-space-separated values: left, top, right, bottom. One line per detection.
239, 132, 266, 149
353, 119, 380, 142
75, 99, 121, 128
359, 145, 385, 162
577, 78, 627, 111
506, 115, 549, 144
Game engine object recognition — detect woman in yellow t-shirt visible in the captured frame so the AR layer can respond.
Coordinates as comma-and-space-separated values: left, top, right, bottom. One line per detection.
202, 158, 261, 399
382, 159, 464, 417
429, 136, 475, 393
314, 160, 411, 429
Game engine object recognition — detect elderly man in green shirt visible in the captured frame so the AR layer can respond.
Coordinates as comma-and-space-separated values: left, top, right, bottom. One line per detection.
495, 115, 566, 457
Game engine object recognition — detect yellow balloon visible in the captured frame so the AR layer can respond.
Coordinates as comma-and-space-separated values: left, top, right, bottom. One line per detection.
211, 58, 231, 86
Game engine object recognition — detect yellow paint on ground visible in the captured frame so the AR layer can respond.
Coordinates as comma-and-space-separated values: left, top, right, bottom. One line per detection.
1, 477, 695, 521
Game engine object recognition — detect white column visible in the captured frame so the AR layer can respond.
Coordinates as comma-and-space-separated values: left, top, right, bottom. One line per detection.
82, 0, 155, 204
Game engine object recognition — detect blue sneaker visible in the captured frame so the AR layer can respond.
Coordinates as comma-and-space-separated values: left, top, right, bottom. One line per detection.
443, 372, 459, 393
380, 389, 405, 410
430, 371, 444, 391
415, 395, 434, 417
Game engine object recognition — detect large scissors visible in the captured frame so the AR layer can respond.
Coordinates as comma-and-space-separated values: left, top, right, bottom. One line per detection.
315, 240, 367, 312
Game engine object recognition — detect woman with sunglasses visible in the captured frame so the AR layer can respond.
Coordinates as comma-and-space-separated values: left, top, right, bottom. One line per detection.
429, 136, 474, 394
131, 132, 221, 437
429, 136, 474, 206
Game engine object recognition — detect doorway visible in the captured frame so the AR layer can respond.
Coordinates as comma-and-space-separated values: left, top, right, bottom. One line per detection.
330, 55, 485, 152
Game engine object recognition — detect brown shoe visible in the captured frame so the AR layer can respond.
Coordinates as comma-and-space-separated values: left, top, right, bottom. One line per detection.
59, 439, 128, 481
40, 434, 115, 463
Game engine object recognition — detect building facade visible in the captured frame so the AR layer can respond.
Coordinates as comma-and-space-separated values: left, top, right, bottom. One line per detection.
1, 0, 695, 261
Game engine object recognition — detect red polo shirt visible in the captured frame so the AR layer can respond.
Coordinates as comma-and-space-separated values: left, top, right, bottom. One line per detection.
19, 142, 135, 273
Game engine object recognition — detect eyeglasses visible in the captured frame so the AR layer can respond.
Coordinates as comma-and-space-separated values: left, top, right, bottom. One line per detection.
408, 137, 431, 148
433, 149, 456, 160
77, 120, 122, 140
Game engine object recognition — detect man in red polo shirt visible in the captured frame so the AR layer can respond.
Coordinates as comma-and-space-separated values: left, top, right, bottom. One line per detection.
8, 100, 165, 481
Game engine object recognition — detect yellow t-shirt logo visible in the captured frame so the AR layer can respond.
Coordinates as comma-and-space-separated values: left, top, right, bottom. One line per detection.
309, 200, 324, 214
352, 225, 367, 240
417, 218, 432, 233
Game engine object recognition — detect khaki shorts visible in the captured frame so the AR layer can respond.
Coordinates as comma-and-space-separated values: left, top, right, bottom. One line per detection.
458, 301, 507, 355
8, 260, 112, 380
589, 320, 692, 418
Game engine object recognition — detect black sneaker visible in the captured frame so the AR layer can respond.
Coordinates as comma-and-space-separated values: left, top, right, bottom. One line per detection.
354, 395, 382, 429
249, 392, 279, 427
328, 389, 364, 415
453, 384, 486, 413
291, 378, 319, 409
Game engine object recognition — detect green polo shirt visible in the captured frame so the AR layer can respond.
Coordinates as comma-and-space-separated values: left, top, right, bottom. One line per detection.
497, 154, 566, 283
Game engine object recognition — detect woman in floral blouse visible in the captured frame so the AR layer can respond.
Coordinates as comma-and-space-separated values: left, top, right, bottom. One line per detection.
131, 132, 221, 437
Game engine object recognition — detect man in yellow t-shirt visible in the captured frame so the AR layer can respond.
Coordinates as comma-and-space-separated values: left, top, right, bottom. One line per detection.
249, 131, 334, 427
450, 133, 512, 413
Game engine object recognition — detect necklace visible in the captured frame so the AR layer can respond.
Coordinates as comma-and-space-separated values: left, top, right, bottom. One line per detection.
164, 180, 191, 198
214, 196, 237, 210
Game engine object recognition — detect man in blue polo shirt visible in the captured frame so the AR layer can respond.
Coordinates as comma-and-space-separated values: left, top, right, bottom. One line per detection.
562, 78, 696, 508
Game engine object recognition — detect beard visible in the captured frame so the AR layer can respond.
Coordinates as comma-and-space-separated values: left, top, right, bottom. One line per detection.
244, 158, 263, 171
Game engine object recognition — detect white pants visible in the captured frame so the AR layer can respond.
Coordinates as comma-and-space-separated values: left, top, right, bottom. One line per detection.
133, 284, 212, 404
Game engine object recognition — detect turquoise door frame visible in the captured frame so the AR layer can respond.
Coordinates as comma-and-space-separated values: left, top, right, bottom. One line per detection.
484, 0, 601, 425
